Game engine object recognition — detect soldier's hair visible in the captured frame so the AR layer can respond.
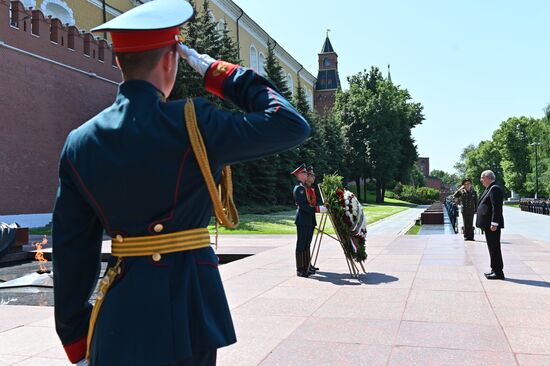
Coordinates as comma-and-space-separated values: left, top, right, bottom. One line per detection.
116, 45, 175, 78
481, 170, 496, 181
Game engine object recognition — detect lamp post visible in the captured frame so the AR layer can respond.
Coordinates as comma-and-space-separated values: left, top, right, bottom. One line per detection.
531, 141, 540, 199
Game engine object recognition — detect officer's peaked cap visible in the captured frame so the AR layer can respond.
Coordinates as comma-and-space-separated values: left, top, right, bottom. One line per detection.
291, 163, 307, 176
91, 0, 193, 53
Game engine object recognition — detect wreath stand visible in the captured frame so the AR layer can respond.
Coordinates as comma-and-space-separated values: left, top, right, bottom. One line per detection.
308, 186, 367, 280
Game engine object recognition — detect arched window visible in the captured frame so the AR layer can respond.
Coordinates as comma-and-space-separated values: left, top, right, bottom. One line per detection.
207, 10, 215, 22
286, 73, 294, 96
40, 0, 75, 25
305, 89, 313, 108
216, 19, 225, 34
20, 0, 36, 8
249, 44, 258, 70
258, 52, 265, 75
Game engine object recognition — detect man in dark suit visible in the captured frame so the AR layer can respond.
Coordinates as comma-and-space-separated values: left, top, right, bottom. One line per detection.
51, 0, 310, 365
292, 164, 326, 277
476, 170, 505, 280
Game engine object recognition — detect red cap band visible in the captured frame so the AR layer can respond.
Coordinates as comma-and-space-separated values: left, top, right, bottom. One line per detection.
111, 27, 180, 53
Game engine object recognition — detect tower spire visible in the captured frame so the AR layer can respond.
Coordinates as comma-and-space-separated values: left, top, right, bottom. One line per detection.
387, 64, 392, 82
314, 32, 340, 117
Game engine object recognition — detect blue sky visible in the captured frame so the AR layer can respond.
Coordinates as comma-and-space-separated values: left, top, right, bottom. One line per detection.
232, 0, 549, 173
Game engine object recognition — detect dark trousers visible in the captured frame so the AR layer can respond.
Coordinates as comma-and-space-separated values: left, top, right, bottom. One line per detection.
485, 228, 503, 274
169, 350, 217, 366
462, 211, 475, 240
296, 225, 314, 271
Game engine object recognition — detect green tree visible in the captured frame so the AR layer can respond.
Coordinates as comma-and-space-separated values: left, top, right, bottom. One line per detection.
525, 109, 550, 197
464, 140, 505, 194
430, 169, 460, 187
323, 110, 349, 180
295, 79, 328, 174
336, 67, 424, 202
454, 144, 476, 178
409, 165, 426, 187
264, 40, 291, 100
492, 117, 533, 195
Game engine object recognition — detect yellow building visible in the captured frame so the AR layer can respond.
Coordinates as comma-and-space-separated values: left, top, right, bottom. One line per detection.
21, 0, 316, 107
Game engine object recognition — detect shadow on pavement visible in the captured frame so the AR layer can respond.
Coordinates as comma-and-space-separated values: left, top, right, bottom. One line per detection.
309, 271, 399, 286
505, 278, 550, 288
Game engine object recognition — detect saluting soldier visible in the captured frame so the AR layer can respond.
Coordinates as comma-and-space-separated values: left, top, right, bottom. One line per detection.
453, 178, 478, 241
292, 164, 326, 277
51, 0, 310, 365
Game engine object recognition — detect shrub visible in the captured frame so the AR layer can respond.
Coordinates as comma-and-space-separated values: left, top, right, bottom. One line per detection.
397, 185, 439, 204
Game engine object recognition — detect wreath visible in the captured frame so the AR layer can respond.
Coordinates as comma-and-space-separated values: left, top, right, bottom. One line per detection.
321, 174, 368, 262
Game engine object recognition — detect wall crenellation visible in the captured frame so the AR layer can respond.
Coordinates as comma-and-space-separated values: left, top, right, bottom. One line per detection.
2, 0, 120, 80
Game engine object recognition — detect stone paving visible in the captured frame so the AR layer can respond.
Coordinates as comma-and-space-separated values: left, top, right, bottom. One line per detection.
1, 208, 550, 365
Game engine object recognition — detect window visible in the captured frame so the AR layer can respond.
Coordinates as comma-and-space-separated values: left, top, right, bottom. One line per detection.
20, 0, 36, 8
217, 19, 224, 34
286, 73, 294, 96
305, 89, 313, 108
40, 0, 75, 26
258, 52, 265, 75
249, 44, 258, 70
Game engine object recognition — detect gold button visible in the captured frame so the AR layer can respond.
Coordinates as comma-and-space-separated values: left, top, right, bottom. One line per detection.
115, 235, 123, 243
152, 253, 162, 262
153, 224, 164, 233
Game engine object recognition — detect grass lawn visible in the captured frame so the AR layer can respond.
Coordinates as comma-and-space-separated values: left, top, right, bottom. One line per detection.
29, 197, 416, 236
405, 223, 422, 235
29, 227, 53, 235
208, 197, 415, 235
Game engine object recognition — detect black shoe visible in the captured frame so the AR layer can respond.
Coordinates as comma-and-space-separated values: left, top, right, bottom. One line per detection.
311, 266, 319, 271
297, 270, 309, 278
308, 268, 316, 275
484, 271, 494, 277
486, 272, 505, 280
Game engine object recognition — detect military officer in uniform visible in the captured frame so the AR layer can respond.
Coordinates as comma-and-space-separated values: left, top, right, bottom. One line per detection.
305, 165, 322, 271
51, 0, 310, 365
476, 170, 505, 280
292, 164, 326, 277
453, 178, 478, 241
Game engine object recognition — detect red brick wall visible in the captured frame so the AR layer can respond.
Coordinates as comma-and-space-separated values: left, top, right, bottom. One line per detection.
314, 89, 336, 118
417, 157, 430, 177
0, 1, 121, 214
426, 177, 442, 190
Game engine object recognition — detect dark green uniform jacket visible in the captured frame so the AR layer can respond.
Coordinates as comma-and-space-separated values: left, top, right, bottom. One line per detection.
453, 188, 478, 214
52, 62, 310, 365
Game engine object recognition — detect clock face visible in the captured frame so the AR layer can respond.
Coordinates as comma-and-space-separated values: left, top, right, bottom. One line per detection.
323, 58, 331, 67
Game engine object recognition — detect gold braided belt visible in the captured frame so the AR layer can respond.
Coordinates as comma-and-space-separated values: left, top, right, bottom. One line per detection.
111, 227, 211, 258
86, 228, 211, 360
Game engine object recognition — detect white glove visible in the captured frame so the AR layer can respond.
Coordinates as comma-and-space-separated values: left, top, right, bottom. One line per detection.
319, 205, 328, 213
176, 43, 215, 77
76, 359, 88, 366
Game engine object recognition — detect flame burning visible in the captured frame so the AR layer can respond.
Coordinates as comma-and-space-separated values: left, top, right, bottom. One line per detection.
33, 235, 49, 273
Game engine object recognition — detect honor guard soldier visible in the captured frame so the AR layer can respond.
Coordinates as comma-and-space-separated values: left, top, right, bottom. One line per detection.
305, 165, 322, 271
51, 0, 310, 365
292, 164, 326, 277
453, 178, 478, 241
